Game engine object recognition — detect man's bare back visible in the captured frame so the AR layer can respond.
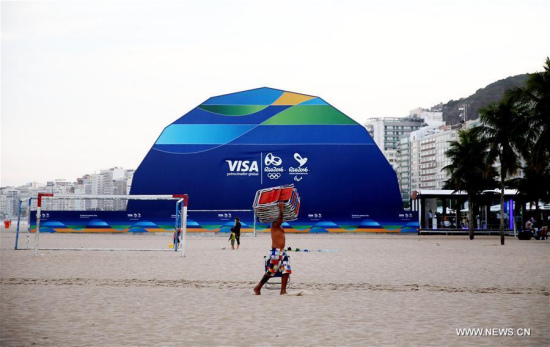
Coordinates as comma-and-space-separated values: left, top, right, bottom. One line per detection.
271, 202, 286, 249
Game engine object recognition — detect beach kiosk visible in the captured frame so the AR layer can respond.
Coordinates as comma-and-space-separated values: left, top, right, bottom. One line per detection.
411, 189, 519, 235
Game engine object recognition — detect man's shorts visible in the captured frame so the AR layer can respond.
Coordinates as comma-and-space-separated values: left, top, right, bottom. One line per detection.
266, 248, 292, 275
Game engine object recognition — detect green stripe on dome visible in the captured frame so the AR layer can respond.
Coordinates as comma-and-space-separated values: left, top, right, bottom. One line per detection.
198, 105, 268, 116
261, 105, 357, 125
291, 225, 313, 230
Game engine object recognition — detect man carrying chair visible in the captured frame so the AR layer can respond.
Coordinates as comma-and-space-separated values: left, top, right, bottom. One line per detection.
254, 202, 291, 295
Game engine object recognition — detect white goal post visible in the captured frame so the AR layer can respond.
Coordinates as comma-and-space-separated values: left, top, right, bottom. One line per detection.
32, 193, 188, 256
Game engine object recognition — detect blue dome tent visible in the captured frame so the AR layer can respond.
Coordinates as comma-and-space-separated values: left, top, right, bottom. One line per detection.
129, 87, 418, 233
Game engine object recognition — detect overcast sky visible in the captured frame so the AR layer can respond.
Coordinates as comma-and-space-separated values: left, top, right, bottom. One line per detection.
1, 0, 549, 187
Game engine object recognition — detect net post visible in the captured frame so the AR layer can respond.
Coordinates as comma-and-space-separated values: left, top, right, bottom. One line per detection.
174, 201, 180, 252
172, 195, 188, 256
182, 203, 187, 257
26, 198, 32, 249
34, 205, 40, 256
35, 193, 53, 256
15, 199, 23, 250
183, 195, 189, 256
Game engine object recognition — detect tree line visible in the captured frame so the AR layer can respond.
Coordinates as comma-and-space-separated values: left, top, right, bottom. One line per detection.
444, 58, 550, 245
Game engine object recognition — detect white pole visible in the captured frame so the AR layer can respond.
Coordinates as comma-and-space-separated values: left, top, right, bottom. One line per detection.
35, 206, 41, 256
26, 198, 33, 249
174, 200, 180, 252
182, 201, 187, 257
35, 193, 53, 255
15, 199, 22, 250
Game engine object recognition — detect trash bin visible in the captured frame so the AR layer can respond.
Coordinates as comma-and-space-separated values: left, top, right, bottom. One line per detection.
3, 220, 11, 229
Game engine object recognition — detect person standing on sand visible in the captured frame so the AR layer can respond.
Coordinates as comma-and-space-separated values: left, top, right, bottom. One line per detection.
228, 230, 236, 250
254, 202, 291, 295
232, 217, 241, 249
173, 227, 182, 248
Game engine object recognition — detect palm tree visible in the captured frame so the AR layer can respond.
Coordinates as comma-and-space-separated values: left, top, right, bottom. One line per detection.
508, 164, 550, 220
478, 98, 528, 245
507, 58, 550, 209
444, 128, 496, 240
520, 58, 550, 170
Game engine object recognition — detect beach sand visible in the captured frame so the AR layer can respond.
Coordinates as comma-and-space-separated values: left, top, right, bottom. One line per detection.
1, 228, 549, 346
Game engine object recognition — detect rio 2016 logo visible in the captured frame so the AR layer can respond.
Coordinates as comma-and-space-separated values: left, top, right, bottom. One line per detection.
294, 153, 308, 167
290, 152, 309, 182
264, 153, 283, 180
264, 153, 282, 166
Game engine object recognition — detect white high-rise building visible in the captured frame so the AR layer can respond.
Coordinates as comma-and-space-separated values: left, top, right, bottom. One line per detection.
0, 195, 6, 217
404, 120, 484, 198
364, 108, 443, 170
364, 117, 424, 169
0, 188, 20, 218
397, 137, 411, 205
407, 126, 458, 193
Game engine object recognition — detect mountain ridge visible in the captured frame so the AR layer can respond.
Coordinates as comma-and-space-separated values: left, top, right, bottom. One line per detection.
441, 74, 529, 125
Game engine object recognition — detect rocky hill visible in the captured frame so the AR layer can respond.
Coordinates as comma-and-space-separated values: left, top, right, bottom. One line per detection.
442, 74, 529, 125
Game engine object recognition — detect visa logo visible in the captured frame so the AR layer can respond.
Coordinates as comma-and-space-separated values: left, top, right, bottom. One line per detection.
226, 160, 259, 172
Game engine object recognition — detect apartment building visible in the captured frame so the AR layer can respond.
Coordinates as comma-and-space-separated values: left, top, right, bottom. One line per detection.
364, 108, 444, 169
365, 117, 424, 169
396, 137, 411, 204
0, 167, 135, 218
0, 188, 19, 218
399, 126, 458, 206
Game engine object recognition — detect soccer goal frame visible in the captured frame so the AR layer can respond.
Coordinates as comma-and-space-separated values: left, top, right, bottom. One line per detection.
18, 193, 188, 256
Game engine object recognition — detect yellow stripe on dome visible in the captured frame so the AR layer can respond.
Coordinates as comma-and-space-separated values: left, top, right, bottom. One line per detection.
271, 92, 315, 105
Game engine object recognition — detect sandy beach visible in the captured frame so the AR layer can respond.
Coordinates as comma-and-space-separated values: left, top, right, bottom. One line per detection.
1, 227, 549, 346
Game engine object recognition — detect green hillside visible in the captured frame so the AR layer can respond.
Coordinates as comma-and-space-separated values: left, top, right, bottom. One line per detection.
442, 74, 529, 125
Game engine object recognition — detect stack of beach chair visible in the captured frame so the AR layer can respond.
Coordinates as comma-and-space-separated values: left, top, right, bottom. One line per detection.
252, 185, 301, 223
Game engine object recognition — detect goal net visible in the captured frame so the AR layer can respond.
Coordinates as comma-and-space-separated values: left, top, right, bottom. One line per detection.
16, 194, 188, 255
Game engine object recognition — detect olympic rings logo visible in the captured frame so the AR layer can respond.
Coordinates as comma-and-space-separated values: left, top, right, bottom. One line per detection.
267, 173, 281, 179
264, 153, 282, 166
